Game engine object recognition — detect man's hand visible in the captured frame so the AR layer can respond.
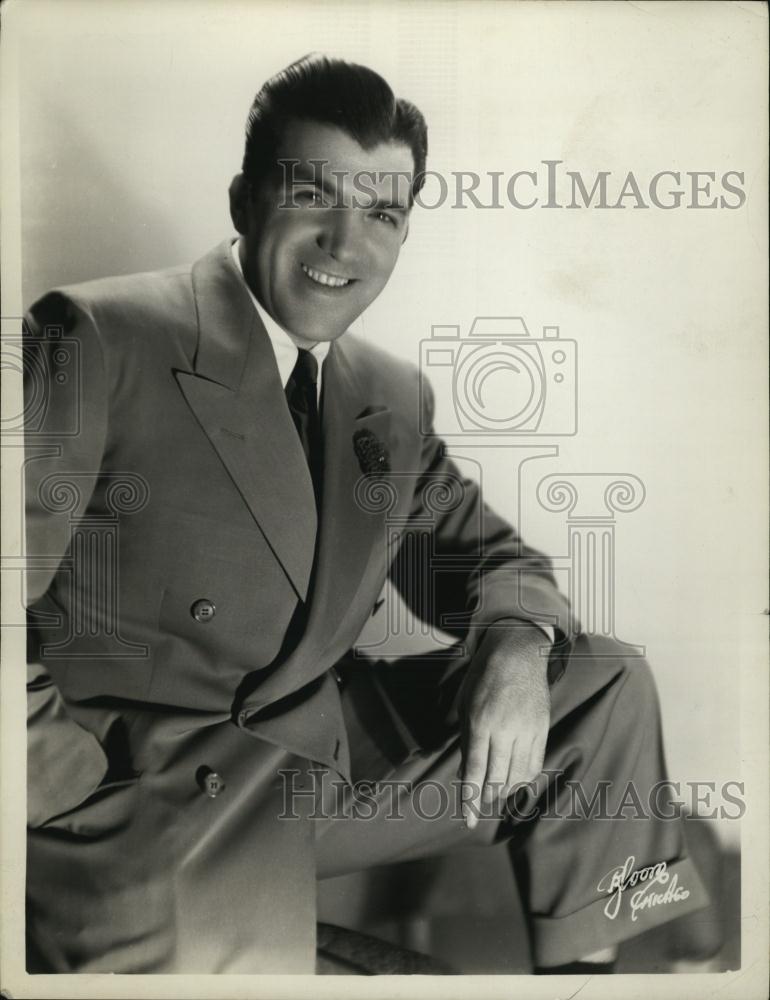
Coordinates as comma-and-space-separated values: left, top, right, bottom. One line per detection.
458, 622, 551, 829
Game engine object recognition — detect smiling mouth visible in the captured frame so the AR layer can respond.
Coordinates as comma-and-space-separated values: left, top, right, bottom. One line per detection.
301, 263, 354, 288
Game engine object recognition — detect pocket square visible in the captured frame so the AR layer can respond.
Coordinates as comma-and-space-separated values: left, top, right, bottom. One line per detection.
353, 429, 390, 476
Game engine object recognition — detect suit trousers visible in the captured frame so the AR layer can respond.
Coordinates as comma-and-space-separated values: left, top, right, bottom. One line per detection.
26, 634, 710, 973
314, 633, 710, 967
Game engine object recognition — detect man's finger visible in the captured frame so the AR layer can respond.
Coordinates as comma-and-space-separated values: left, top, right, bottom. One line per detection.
503, 753, 520, 800
504, 746, 527, 798
483, 739, 512, 803
506, 735, 533, 790
461, 733, 489, 830
528, 734, 548, 780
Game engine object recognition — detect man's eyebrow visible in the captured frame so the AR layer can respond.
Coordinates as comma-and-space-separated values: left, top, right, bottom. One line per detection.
371, 198, 409, 214
289, 164, 410, 212
290, 167, 327, 184
289, 165, 335, 190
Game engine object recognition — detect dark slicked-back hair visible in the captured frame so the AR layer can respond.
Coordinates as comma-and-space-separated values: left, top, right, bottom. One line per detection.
242, 54, 428, 201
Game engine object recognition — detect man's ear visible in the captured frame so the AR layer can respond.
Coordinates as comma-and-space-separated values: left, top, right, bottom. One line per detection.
229, 173, 250, 235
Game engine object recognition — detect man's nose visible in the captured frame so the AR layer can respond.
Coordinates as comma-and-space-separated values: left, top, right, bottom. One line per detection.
316, 209, 359, 266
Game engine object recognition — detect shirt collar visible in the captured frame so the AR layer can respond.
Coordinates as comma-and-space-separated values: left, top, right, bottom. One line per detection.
230, 238, 331, 391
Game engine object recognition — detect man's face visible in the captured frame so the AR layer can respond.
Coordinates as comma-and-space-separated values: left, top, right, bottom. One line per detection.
234, 119, 414, 342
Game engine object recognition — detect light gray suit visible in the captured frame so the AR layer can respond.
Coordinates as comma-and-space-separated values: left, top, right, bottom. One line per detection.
25, 241, 708, 972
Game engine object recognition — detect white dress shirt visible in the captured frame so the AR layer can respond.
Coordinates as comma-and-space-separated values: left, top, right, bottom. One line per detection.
231, 239, 329, 401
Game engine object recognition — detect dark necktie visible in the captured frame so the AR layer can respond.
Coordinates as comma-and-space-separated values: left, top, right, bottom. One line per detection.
285, 348, 322, 506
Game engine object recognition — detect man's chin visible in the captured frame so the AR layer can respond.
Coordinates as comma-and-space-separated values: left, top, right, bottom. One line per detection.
283, 317, 356, 345
305, 328, 351, 343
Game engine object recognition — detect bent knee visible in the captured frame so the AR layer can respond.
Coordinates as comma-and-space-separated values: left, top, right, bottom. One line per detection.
572, 634, 659, 706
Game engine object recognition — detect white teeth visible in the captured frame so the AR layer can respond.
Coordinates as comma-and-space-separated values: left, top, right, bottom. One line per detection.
302, 264, 351, 288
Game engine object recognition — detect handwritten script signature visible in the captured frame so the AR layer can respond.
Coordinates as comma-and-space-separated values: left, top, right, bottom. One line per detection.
597, 855, 690, 921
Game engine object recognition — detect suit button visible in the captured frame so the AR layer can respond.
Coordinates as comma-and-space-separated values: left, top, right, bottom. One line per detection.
204, 773, 225, 797
197, 768, 225, 798
191, 598, 216, 623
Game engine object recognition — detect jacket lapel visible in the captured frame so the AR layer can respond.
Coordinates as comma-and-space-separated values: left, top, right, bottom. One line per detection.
305, 339, 392, 647
176, 242, 395, 717
174, 242, 317, 602
248, 337, 393, 710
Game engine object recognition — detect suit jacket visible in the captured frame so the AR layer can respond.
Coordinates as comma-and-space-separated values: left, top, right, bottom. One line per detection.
24, 239, 574, 972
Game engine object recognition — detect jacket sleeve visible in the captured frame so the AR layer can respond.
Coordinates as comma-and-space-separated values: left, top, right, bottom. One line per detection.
387, 377, 577, 683
24, 291, 111, 825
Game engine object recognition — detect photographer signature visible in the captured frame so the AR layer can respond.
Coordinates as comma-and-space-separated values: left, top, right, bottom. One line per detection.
597, 856, 690, 921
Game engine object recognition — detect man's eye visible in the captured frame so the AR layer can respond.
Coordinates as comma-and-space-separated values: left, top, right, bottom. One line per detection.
295, 189, 323, 206
373, 210, 396, 226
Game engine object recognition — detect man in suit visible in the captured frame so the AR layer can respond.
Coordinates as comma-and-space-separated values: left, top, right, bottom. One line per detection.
25, 54, 709, 974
